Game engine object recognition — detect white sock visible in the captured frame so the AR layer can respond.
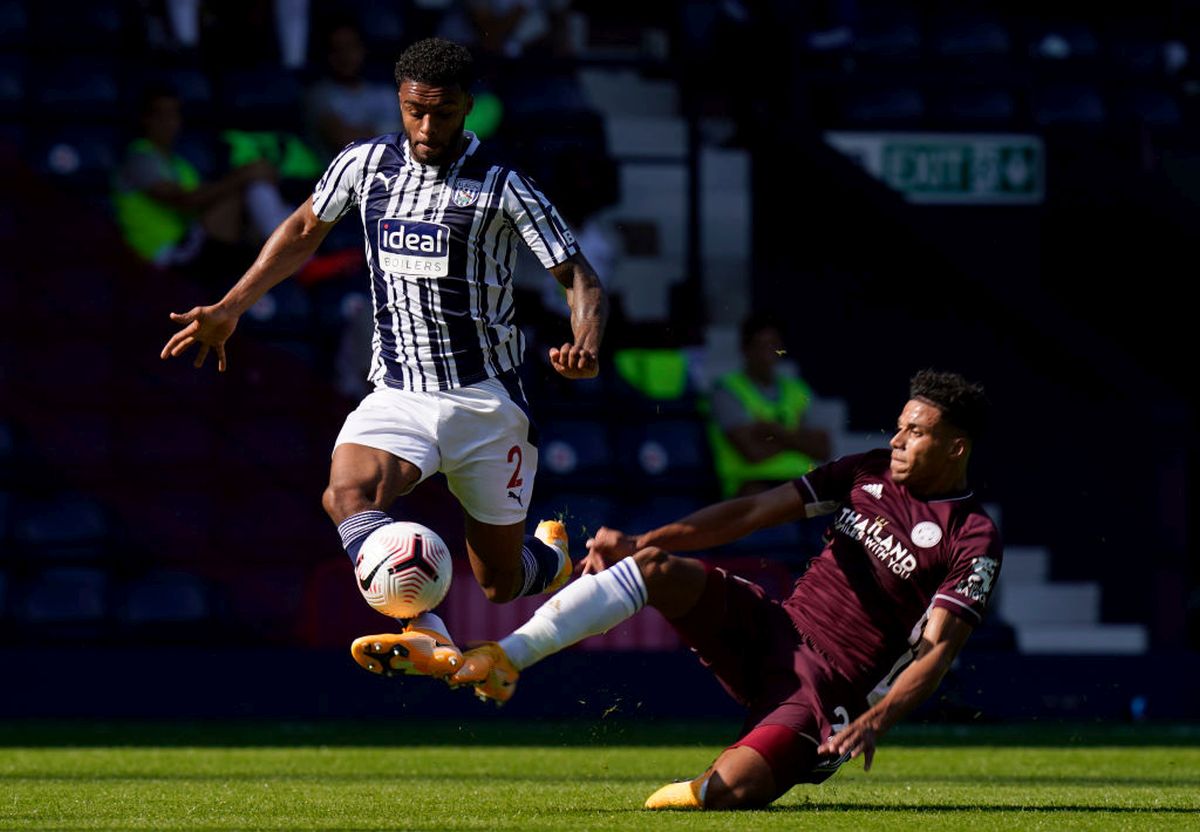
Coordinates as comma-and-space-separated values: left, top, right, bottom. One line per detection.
499, 558, 647, 670
407, 611, 452, 642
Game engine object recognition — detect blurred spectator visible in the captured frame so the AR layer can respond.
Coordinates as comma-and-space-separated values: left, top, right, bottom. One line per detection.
535, 147, 619, 320
113, 87, 290, 271
146, 0, 310, 68
438, 0, 573, 59
305, 19, 402, 159
706, 315, 831, 498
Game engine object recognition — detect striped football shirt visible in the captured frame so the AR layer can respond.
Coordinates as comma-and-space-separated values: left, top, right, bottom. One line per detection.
312, 130, 579, 391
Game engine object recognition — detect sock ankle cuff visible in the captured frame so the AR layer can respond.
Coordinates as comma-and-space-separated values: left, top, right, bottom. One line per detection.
338, 510, 392, 557
607, 558, 648, 614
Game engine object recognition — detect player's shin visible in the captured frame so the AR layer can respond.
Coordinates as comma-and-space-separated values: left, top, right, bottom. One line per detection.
498, 558, 647, 670
515, 519, 572, 597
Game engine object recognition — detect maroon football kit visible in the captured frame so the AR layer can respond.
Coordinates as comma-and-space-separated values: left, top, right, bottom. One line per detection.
668, 449, 1002, 788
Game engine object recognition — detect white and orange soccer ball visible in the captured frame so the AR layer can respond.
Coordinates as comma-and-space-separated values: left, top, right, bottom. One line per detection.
354, 522, 453, 618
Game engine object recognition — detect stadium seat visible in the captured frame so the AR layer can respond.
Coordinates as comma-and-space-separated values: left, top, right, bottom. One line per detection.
119, 570, 210, 626
217, 565, 308, 640
0, 0, 27, 48
840, 86, 926, 127
13, 495, 111, 561
537, 419, 615, 488
239, 280, 314, 337
1031, 83, 1106, 126
616, 418, 714, 492
933, 87, 1017, 127
117, 413, 216, 470
0, 419, 13, 468
106, 487, 214, 565
217, 67, 305, 130
1026, 23, 1100, 62
1110, 36, 1167, 77
296, 557, 383, 648
934, 17, 1011, 59
851, 15, 922, 63
618, 494, 704, 536
31, 125, 121, 192
506, 111, 608, 177
0, 489, 11, 552
0, 55, 25, 121
502, 70, 590, 117
18, 567, 109, 624
28, 0, 126, 52
213, 487, 332, 565
345, 0, 406, 51
11, 341, 116, 414
32, 60, 123, 120
528, 491, 620, 539
28, 412, 114, 480
1114, 88, 1182, 128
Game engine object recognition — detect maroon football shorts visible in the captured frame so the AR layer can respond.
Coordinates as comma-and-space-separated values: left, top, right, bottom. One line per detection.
666, 564, 865, 788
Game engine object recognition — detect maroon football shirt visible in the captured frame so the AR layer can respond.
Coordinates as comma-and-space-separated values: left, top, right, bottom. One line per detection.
783, 449, 1002, 692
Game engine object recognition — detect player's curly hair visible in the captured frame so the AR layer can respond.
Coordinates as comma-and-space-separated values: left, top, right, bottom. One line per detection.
394, 37, 475, 90
909, 370, 989, 440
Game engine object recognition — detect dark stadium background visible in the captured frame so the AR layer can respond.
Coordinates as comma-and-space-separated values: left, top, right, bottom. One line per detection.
0, 0, 1196, 723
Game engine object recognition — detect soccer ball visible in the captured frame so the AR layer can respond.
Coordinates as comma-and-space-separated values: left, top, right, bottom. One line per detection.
354, 522, 453, 618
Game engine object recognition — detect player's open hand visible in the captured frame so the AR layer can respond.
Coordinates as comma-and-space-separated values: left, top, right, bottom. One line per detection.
549, 343, 598, 379
160, 304, 239, 372
818, 718, 878, 772
581, 526, 638, 574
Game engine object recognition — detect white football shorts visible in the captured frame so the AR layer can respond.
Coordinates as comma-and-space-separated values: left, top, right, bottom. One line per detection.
334, 374, 538, 526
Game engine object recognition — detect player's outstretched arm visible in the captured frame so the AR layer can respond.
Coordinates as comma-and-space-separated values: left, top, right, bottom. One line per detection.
160, 197, 336, 371
548, 253, 607, 379
818, 607, 974, 771
585, 483, 807, 567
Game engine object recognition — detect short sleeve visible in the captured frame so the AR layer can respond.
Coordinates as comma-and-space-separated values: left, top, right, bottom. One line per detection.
502, 170, 579, 268
794, 452, 871, 517
933, 519, 1003, 625
119, 148, 173, 191
710, 386, 752, 430
311, 141, 371, 222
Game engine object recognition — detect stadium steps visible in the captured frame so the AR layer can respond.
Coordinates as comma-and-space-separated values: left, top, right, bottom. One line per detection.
1013, 624, 1150, 655
702, 148, 751, 326
579, 69, 679, 117
996, 545, 1149, 655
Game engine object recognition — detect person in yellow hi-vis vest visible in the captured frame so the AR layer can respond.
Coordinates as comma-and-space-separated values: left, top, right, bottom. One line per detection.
708, 316, 831, 498
113, 88, 289, 268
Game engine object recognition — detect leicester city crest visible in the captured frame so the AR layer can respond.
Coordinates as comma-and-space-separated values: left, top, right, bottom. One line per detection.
452, 179, 482, 207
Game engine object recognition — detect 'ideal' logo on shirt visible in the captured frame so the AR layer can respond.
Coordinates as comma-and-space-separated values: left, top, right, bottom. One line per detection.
377, 219, 450, 275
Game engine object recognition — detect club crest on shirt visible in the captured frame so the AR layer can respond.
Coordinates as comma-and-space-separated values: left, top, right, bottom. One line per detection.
911, 521, 943, 548
954, 556, 998, 602
452, 179, 482, 207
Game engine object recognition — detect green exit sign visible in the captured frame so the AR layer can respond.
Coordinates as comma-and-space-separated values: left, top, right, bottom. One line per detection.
825, 132, 1044, 204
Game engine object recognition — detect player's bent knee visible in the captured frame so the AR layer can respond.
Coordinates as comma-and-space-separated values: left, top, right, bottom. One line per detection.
321, 482, 376, 525
631, 547, 672, 578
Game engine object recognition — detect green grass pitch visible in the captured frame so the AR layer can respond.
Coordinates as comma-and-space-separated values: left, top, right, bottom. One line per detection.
2, 721, 1197, 830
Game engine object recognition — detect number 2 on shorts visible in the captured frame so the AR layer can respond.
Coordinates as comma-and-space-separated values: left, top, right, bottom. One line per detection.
507, 445, 524, 489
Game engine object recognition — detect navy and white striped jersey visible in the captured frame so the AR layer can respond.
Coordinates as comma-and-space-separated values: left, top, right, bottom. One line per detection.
312, 130, 579, 391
